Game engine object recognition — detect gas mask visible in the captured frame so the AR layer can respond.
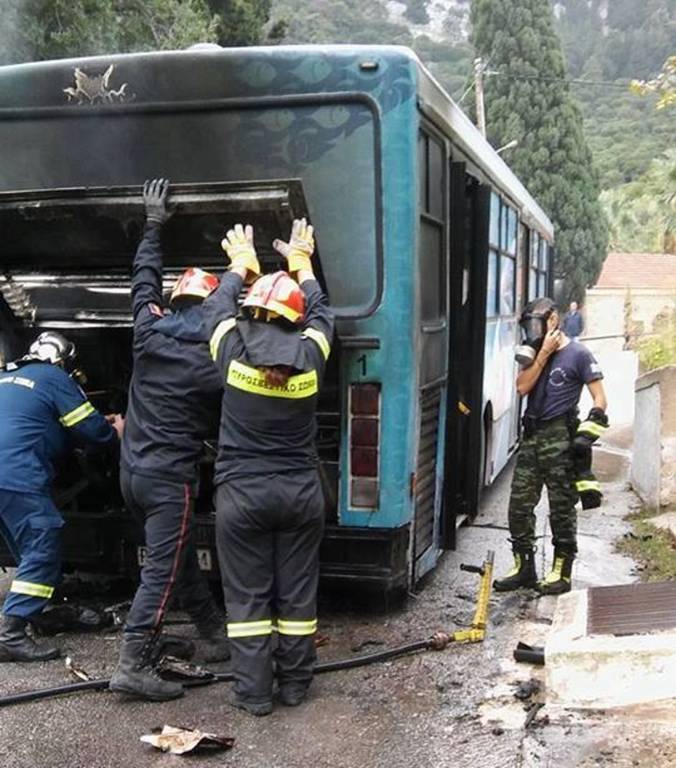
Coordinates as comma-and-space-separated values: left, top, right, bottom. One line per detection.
515, 300, 556, 367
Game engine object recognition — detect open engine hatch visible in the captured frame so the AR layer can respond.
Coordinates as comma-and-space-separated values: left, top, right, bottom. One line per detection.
0, 179, 326, 328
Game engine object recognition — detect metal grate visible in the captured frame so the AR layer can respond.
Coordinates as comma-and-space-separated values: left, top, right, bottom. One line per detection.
414, 388, 442, 561
587, 581, 676, 637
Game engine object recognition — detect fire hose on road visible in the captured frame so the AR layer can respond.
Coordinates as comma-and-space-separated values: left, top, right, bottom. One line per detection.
0, 551, 494, 709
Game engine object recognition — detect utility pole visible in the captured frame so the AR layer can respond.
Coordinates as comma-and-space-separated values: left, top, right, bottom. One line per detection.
474, 57, 487, 138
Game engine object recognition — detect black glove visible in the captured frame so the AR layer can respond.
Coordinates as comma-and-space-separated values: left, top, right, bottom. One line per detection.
143, 178, 173, 226
573, 407, 609, 457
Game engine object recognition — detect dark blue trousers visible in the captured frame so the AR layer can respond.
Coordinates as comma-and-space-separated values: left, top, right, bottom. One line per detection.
121, 470, 218, 636
0, 490, 63, 619
215, 470, 324, 705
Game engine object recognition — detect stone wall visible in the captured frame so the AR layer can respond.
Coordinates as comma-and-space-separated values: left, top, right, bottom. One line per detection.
631, 365, 676, 509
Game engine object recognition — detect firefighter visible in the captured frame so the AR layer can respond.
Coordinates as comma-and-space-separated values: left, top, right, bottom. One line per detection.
0, 332, 121, 662
109, 179, 228, 702
205, 219, 333, 716
494, 297, 608, 595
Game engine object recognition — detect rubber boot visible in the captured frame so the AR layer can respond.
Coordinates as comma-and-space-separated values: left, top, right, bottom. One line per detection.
493, 549, 537, 592
109, 632, 184, 701
194, 613, 230, 663
537, 551, 574, 595
0, 615, 60, 662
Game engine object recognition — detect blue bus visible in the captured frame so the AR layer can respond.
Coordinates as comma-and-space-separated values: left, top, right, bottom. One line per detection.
0, 45, 553, 595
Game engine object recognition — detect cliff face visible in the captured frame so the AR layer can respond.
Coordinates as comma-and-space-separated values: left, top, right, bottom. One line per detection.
271, 0, 672, 80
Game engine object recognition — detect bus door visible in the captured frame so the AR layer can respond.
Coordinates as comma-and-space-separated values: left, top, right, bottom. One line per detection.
442, 164, 490, 549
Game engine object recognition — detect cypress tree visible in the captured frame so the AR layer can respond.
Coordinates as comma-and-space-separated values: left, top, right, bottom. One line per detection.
470, 0, 608, 300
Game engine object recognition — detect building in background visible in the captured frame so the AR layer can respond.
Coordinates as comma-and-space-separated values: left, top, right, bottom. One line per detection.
584, 253, 676, 357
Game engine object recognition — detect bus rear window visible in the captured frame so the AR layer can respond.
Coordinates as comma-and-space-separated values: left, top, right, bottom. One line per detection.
0, 100, 380, 317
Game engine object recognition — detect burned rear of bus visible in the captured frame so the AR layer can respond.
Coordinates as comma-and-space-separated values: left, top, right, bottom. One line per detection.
0, 47, 386, 583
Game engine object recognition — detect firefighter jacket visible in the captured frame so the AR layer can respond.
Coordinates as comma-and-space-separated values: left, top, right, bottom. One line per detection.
205, 272, 334, 484
0, 362, 116, 494
120, 224, 223, 483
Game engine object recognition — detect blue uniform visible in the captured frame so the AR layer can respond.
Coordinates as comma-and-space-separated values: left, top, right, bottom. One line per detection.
120, 223, 223, 637
0, 362, 115, 618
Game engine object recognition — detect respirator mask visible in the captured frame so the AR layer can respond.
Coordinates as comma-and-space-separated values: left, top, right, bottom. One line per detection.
515, 299, 556, 367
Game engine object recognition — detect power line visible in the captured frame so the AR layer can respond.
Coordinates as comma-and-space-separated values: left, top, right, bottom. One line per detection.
490, 72, 633, 89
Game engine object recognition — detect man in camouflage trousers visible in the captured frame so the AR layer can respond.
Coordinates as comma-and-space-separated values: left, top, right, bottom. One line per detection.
494, 298, 608, 595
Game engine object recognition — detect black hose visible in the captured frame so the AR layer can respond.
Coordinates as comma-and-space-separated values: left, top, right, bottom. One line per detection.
0, 638, 434, 708
513, 642, 545, 666
0, 679, 108, 707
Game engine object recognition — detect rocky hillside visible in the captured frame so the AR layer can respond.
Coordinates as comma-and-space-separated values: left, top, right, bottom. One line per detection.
269, 0, 674, 192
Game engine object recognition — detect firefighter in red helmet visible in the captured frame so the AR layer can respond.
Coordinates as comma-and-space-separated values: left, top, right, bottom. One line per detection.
204, 219, 334, 716
110, 179, 229, 702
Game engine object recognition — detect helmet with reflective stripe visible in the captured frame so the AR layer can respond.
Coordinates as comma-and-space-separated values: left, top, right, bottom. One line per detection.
242, 271, 306, 324
27, 332, 76, 367
170, 267, 219, 305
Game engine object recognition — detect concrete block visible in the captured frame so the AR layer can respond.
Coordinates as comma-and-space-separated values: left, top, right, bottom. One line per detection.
545, 590, 676, 709
648, 511, 676, 538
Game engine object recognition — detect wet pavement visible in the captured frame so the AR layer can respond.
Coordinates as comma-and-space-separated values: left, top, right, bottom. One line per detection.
0, 432, 674, 768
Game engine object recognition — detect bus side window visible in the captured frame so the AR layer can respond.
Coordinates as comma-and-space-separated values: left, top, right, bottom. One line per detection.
419, 130, 446, 322
487, 249, 498, 317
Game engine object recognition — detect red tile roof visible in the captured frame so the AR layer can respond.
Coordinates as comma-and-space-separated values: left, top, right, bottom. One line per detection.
593, 253, 676, 289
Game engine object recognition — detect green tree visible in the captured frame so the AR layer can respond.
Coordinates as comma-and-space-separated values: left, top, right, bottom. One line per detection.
470, 0, 608, 300
602, 150, 676, 254
0, 0, 270, 64
631, 55, 676, 111
206, 0, 271, 46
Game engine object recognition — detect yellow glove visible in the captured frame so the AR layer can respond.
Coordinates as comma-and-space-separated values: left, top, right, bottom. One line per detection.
273, 218, 315, 274
221, 223, 260, 282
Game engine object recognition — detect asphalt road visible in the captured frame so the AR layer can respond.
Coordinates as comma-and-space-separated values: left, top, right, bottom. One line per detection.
1, 439, 674, 768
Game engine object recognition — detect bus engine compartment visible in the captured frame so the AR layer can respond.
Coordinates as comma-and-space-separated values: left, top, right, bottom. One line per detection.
0, 180, 341, 579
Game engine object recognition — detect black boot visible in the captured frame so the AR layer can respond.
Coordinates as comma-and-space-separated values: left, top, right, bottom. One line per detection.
537, 551, 574, 595
153, 633, 195, 662
278, 683, 309, 707
194, 613, 230, 663
231, 694, 273, 717
0, 615, 60, 662
109, 632, 184, 701
493, 549, 537, 592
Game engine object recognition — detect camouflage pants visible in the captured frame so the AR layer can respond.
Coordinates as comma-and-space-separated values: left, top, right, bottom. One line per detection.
507, 419, 578, 554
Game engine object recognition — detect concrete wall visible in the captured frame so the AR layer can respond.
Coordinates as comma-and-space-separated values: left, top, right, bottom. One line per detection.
579, 349, 638, 427
631, 365, 676, 509
583, 287, 676, 358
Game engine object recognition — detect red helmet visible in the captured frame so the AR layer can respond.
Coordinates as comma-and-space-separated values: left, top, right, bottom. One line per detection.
242, 271, 306, 324
170, 267, 219, 305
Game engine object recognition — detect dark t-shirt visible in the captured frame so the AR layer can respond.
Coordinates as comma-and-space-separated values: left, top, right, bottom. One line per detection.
525, 341, 603, 421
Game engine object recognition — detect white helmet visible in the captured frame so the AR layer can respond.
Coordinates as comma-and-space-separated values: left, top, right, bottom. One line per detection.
27, 332, 76, 367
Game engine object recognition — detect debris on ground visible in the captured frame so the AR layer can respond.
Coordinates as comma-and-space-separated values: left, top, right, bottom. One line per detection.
524, 702, 547, 729
65, 656, 91, 682
514, 679, 541, 701
155, 657, 216, 686
140, 725, 235, 755
32, 604, 112, 635
350, 638, 385, 652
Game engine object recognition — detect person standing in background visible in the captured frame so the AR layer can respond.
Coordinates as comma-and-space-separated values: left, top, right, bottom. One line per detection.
562, 301, 584, 341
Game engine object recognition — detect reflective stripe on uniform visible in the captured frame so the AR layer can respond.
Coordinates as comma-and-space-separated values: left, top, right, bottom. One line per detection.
577, 420, 607, 439
276, 618, 317, 636
576, 479, 601, 492
301, 327, 331, 361
59, 401, 95, 428
10, 580, 54, 599
209, 318, 237, 361
227, 619, 273, 638
226, 360, 318, 399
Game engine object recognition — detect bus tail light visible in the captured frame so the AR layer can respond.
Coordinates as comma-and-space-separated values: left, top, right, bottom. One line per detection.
349, 383, 380, 508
